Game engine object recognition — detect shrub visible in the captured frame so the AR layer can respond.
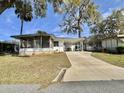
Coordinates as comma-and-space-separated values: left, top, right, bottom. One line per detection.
116, 46, 124, 54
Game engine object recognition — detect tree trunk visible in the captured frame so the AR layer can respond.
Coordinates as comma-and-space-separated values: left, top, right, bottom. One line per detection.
20, 19, 24, 48
78, 31, 81, 38
20, 19, 24, 35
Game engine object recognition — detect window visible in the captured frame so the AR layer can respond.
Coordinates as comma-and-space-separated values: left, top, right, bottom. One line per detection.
54, 41, 59, 47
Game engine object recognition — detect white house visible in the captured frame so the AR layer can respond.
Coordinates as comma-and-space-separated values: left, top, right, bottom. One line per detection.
102, 34, 124, 52
11, 32, 84, 56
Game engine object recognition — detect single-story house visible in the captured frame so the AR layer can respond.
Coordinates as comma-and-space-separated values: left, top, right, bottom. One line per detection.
11, 32, 84, 56
102, 34, 124, 52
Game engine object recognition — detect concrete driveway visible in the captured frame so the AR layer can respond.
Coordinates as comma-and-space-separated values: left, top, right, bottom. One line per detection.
63, 52, 124, 82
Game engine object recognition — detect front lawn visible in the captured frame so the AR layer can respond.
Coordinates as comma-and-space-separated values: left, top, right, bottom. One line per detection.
92, 52, 124, 68
0, 53, 71, 87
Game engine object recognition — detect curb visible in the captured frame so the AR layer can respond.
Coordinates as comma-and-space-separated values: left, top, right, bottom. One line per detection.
52, 68, 67, 83
65, 52, 72, 65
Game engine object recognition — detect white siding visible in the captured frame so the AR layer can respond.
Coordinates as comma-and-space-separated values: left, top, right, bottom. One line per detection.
102, 38, 124, 51
53, 41, 64, 52
19, 48, 54, 56
112, 39, 118, 47
102, 39, 118, 51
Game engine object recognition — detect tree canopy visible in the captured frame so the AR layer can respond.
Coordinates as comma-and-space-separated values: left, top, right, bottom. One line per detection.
90, 9, 124, 42
0, 0, 15, 14
91, 9, 124, 38
60, 0, 101, 38
0, 0, 101, 37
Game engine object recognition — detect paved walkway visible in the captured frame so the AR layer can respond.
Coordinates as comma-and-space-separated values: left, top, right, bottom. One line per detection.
63, 52, 124, 82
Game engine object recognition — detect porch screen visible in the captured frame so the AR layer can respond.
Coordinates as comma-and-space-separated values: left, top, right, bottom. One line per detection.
42, 36, 50, 48
21, 40, 27, 48
35, 39, 41, 48
27, 40, 34, 48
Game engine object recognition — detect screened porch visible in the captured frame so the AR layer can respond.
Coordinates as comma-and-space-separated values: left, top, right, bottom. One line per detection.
20, 36, 53, 49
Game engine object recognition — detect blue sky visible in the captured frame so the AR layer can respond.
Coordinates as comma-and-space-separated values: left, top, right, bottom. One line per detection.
0, 0, 124, 40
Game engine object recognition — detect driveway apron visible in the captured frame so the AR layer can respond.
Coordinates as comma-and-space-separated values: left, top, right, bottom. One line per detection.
63, 52, 124, 82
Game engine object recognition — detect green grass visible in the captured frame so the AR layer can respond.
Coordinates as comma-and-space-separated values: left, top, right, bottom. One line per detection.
0, 53, 71, 87
92, 52, 124, 68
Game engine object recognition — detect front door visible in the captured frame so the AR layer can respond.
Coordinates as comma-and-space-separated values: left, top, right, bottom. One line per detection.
75, 42, 82, 51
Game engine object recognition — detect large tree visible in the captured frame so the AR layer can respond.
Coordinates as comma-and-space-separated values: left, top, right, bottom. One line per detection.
0, 0, 101, 37
91, 9, 124, 48
0, 0, 33, 35
15, 0, 33, 35
0, 0, 64, 34
60, 0, 101, 38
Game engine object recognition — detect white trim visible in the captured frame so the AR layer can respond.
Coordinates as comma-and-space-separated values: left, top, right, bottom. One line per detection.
118, 35, 124, 38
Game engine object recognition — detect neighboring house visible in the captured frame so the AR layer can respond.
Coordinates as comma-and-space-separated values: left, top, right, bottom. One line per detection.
11, 32, 84, 56
102, 34, 124, 52
0, 40, 19, 54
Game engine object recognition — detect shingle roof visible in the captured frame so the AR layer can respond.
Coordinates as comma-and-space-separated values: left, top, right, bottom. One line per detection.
11, 32, 84, 43
11, 32, 54, 39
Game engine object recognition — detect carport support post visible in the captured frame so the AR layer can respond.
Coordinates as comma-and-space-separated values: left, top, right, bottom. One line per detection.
81, 42, 83, 51
27, 39, 28, 48
40, 36, 42, 48
33, 38, 36, 48
33, 38, 36, 55
49, 37, 53, 48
